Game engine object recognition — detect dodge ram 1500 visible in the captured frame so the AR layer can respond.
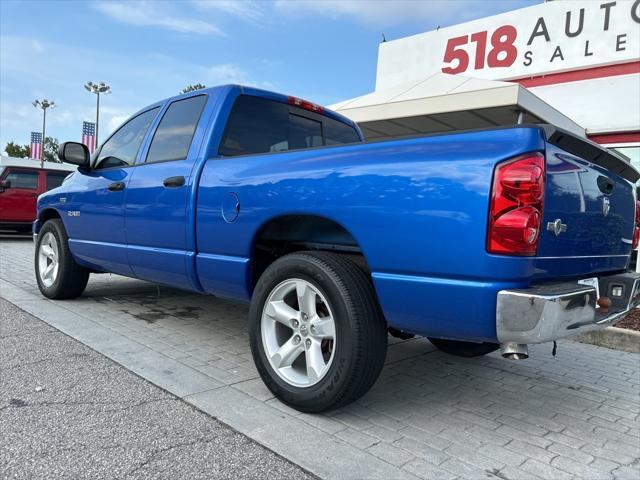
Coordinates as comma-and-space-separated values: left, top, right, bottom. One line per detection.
35, 85, 640, 412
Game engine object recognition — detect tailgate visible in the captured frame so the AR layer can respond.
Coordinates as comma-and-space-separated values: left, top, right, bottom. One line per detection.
538, 133, 636, 259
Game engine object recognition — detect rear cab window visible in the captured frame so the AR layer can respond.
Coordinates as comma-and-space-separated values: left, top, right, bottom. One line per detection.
219, 95, 360, 157
324, 116, 361, 145
2, 169, 39, 189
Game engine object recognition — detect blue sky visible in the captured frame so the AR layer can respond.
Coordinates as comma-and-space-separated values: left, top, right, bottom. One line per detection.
0, 0, 539, 152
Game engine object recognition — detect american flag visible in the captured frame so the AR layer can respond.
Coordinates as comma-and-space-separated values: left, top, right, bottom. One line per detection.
82, 121, 96, 152
30, 132, 42, 160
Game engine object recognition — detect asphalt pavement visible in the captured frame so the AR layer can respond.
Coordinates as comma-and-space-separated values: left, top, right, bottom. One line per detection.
0, 298, 314, 480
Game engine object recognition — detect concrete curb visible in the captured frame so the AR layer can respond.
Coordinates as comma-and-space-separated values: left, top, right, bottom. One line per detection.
571, 326, 640, 354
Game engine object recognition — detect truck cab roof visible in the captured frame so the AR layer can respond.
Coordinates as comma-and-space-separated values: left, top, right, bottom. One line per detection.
128, 84, 359, 133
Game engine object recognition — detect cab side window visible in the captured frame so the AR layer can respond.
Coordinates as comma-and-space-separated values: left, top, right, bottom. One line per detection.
146, 95, 208, 163
95, 107, 160, 169
3, 170, 38, 189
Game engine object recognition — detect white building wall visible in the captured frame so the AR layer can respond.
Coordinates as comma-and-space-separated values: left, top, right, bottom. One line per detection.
529, 74, 640, 135
374, 0, 640, 134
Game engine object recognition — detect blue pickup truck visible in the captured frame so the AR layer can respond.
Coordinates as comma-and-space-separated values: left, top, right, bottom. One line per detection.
35, 85, 640, 412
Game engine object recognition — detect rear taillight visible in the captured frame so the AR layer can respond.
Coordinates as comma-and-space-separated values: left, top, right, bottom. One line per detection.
633, 201, 640, 249
488, 153, 545, 256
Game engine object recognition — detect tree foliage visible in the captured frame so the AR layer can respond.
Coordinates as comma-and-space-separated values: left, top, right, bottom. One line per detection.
181, 83, 206, 94
4, 141, 30, 158
4, 138, 59, 162
43, 137, 60, 163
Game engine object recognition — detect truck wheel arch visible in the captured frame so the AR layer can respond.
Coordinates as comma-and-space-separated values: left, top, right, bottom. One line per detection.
250, 214, 369, 288
37, 208, 63, 231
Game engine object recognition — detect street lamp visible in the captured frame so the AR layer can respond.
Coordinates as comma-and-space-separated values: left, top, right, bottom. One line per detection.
84, 81, 111, 146
32, 99, 55, 167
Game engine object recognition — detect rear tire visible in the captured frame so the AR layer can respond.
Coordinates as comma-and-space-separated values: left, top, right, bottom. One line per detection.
249, 251, 387, 413
35, 219, 89, 299
428, 337, 499, 357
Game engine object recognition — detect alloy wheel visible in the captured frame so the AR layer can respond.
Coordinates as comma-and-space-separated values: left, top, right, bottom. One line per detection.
261, 278, 336, 388
38, 232, 59, 288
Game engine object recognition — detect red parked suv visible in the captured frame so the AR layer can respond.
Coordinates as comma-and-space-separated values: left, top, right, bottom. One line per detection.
0, 156, 75, 233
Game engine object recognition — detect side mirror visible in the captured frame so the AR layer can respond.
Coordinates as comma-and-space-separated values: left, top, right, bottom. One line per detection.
0, 179, 10, 192
58, 141, 90, 168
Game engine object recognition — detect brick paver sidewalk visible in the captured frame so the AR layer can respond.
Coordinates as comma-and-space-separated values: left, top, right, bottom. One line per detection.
1, 238, 638, 479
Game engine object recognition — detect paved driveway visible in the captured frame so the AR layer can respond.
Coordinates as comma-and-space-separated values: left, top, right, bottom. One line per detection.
1, 238, 639, 479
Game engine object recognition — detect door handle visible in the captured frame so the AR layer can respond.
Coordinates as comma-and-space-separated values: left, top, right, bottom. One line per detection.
108, 181, 125, 192
163, 176, 185, 188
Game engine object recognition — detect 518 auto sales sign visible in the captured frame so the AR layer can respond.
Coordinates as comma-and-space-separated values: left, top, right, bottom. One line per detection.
376, 0, 640, 90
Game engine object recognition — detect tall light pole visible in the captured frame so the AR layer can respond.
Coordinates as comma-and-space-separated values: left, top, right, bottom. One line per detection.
84, 81, 111, 146
32, 99, 55, 168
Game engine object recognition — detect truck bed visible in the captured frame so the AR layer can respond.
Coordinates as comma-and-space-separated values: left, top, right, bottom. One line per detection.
194, 124, 637, 342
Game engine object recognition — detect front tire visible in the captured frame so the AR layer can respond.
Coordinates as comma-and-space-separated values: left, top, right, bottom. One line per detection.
35, 219, 89, 299
249, 252, 387, 413
428, 337, 499, 357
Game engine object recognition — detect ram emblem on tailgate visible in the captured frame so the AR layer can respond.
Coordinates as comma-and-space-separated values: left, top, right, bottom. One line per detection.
547, 219, 567, 237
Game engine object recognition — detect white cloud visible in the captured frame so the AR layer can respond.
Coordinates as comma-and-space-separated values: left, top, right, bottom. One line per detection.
93, 1, 224, 35
0, 35, 274, 148
197, 63, 276, 90
204, 63, 250, 84
106, 113, 131, 133
95, 0, 538, 34
273, 0, 537, 28
191, 0, 267, 25
31, 39, 44, 53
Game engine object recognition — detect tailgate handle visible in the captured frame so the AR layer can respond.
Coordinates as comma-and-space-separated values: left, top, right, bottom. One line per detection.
597, 176, 614, 195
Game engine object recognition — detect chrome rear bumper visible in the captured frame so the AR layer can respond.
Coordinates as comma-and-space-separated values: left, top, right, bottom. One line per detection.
497, 272, 640, 344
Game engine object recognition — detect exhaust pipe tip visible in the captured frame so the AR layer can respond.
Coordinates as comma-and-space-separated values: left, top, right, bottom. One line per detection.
500, 342, 529, 360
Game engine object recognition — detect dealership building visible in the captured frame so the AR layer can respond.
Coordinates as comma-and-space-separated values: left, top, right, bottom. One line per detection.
331, 0, 640, 173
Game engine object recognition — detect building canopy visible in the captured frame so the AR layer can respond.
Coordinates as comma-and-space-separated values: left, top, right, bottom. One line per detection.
329, 72, 585, 141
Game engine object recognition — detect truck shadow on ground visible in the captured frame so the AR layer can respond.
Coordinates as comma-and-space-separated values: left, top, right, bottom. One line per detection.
79, 275, 637, 450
